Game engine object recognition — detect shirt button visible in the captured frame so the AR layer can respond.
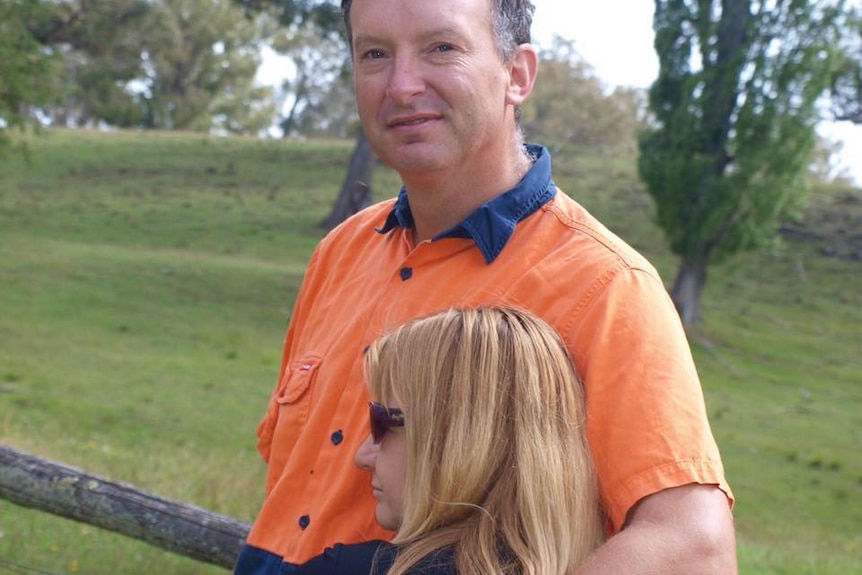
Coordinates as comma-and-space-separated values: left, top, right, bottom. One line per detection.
331, 430, 343, 445
298, 515, 310, 529
399, 267, 413, 281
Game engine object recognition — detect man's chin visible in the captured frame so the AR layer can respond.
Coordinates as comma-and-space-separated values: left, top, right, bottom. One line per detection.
385, 147, 453, 174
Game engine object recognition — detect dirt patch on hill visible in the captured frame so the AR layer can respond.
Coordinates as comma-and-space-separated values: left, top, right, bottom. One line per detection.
780, 185, 862, 261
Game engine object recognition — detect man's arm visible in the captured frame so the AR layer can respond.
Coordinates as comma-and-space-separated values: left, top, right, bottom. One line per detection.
575, 484, 737, 575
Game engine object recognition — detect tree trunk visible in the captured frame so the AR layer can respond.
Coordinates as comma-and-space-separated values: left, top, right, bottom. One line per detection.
280, 74, 309, 138
670, 256, 708, 325
702, 0, 749, 169
0, 444, 250, 570
320, 129, 376, 230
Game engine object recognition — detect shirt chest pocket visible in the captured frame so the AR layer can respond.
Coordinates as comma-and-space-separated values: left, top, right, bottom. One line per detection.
269, 357, 321, 458
276, 358, 320, 405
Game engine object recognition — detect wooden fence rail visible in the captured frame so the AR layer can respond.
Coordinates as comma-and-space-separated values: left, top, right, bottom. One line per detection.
0, 444, 250, 569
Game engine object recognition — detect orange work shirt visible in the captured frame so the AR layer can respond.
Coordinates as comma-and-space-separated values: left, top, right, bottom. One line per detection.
241, 146, 732, 568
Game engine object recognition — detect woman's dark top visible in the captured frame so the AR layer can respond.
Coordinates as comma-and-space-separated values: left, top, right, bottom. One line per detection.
291, 540, 457, 575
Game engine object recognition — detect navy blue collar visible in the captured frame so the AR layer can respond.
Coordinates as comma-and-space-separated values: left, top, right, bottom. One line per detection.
376, 144, 556, 263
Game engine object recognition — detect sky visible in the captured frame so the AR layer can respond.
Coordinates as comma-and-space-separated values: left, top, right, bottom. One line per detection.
532, 0, 659, 89
259, 0, 861, 184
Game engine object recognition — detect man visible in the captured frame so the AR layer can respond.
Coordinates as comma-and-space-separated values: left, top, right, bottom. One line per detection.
234, 0, 737, 573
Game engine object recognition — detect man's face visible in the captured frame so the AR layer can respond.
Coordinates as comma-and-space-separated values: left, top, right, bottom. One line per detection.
349, 0, 515, 178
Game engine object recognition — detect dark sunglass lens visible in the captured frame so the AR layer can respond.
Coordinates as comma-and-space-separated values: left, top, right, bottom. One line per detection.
369, 402, 403, 444
369, 402, 386, 443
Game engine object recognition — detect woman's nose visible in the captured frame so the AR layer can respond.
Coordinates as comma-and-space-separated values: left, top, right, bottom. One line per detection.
354, 434, 377, 471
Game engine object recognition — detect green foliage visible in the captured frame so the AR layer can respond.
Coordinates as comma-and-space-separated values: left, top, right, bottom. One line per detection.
0, 129, 859, 574
0, 0, 59, 156
42, 0, 153, 128
1, 0, 276, 134
233, 0, 341, 34
271, 19, 354, 138
230, 1, 359, 138
830, 6, 862, 123
640, 0, 846, 263
139, 0, 275, 133
521, 36, 645, 158
0, 0, 349, 139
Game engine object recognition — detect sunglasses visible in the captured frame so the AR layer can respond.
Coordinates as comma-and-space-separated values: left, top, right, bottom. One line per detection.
369, 401, 404, 444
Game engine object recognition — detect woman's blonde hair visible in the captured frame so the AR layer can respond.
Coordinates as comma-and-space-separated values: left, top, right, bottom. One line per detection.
364, 306, 604, 575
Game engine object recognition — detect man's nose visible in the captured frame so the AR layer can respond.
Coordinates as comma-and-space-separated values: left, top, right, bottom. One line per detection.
385, 55, 425, 103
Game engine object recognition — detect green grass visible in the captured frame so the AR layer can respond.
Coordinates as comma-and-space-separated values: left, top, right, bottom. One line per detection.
1, 128, 860, 574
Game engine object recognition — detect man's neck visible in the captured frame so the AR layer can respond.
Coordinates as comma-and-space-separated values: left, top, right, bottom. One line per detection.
403, 146, 532, 245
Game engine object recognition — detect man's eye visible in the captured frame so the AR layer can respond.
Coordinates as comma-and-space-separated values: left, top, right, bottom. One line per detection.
434, 43, 455, 53
363, 49, 386, 59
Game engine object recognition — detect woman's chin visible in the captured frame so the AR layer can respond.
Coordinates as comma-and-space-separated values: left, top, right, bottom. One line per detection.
375, 506, 399, 532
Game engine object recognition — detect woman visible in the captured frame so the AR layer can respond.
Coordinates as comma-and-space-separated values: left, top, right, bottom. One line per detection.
296, 306, 604, 575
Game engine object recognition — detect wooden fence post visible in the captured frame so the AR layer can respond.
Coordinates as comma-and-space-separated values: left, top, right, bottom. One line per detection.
0, 444, 250, 570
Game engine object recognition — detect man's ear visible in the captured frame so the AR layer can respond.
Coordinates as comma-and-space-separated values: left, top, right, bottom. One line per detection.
505, 43, 538, 106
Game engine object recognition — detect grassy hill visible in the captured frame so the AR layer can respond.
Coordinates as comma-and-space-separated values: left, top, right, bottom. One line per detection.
1, 128, 859, 574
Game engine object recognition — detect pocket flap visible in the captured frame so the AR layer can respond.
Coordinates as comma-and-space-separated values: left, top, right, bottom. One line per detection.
276, 357, 321, 404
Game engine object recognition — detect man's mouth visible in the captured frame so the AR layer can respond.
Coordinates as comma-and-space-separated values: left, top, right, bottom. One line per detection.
389, 114, 438, 128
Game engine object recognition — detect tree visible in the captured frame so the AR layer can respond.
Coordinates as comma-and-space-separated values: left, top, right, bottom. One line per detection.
2, 0, 273, 135
33, 0, 153, 128
638, 0, 846, 324
139, 0, 274, 133
521, 36, 644, 158
234, 0, 340, 30
232, 0, 377, 229
271, 19, 354, 138
830, 6, 862, 123
0, 0, 59, 158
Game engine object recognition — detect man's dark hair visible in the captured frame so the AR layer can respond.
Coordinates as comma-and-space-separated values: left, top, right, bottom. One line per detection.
340, 0, 535, 60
